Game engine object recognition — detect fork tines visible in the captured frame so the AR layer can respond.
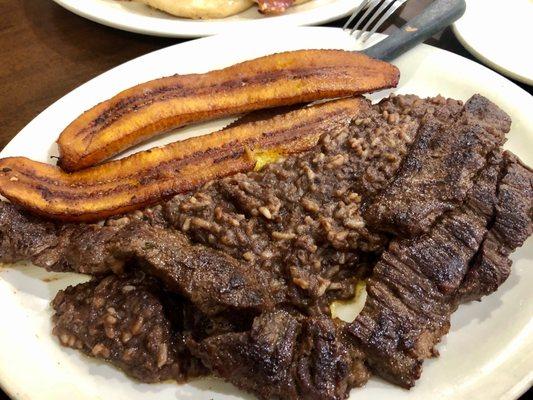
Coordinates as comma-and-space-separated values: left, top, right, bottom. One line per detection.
343, 0, 408, 41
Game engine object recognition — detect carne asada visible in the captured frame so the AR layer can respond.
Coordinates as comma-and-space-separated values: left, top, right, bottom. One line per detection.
0, 94, 531, 400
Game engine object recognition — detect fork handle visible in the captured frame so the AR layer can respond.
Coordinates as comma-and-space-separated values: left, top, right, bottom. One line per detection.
363, 0, 466, 61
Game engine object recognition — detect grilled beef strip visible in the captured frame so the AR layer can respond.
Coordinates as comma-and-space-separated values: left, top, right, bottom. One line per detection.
347, 151, 532, 388
109, 222, 276, 316
0, 202, 123, 274
456, 152, 533, 303
364, 94, 511, 237
0, 201, 59, 265
192, 310, 370, 400
194, 310, 302, 399
0, 202, 274, 316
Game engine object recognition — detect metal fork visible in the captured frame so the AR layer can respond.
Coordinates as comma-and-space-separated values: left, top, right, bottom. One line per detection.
345, 0, 466, 62
343, 0, 408, 42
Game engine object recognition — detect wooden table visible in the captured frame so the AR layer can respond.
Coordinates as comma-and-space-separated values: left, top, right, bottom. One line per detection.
0, 1, 531, 399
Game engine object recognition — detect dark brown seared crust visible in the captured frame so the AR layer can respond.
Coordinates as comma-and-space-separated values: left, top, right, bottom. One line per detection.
456, 152, 533, 303
348, 156, 498, 387
56, 50, 399, 171
0, 207, 131, 275
364, 94, 511, 237
195, 310, 301, 399
0, 202, 58, 264
36, 225, 124, 275
346, 151, 532, 388
295, 318, 370, 399
0, 202, 125, 274
52, 273, 206, 383
194, 311, 369, 400
110, 222, 276, 316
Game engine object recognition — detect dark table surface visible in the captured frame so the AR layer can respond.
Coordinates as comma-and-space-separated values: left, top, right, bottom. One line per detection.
0, 1, 531, 399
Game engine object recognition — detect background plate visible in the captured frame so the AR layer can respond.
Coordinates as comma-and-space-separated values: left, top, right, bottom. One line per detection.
0, 27, 532, 400
453, 0, 533, 85
52, 0, 359, 37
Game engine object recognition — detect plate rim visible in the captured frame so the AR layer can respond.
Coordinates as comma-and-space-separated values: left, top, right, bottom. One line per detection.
451, 1, 533, 86
452, 24, 533, 86
0, 26, 532, 400
50, 0, 359, 38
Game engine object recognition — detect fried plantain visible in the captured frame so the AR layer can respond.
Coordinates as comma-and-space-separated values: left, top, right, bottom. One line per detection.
57, 49, 398, 171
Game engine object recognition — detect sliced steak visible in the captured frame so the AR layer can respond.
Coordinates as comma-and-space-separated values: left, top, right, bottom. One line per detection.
295, 317, 370, 399
1, 214, 275, 316
0, 203, 125, 275
457, 152, 533, 302
35, 224, 125, 275
52, 273, 206, 383
0, 202, 59, 265
195, 310, 301, 399
347, 153, 505, 388
110, 222, 276, 316
364, 94, 511, 236
347, 151, 532, 388
194, 310, 369, 400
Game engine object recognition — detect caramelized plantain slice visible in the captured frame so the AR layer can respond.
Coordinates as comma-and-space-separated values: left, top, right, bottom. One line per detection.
57, 49, 399, 171
1, 98, 368, 221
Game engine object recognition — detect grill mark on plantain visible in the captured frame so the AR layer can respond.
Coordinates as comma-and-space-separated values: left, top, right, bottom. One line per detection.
71, 67, 358, 141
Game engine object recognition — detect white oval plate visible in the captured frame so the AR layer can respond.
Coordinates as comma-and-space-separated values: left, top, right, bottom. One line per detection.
453, 0, 533, 85
0, 27, 532, 400
51, 0, 359, 37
